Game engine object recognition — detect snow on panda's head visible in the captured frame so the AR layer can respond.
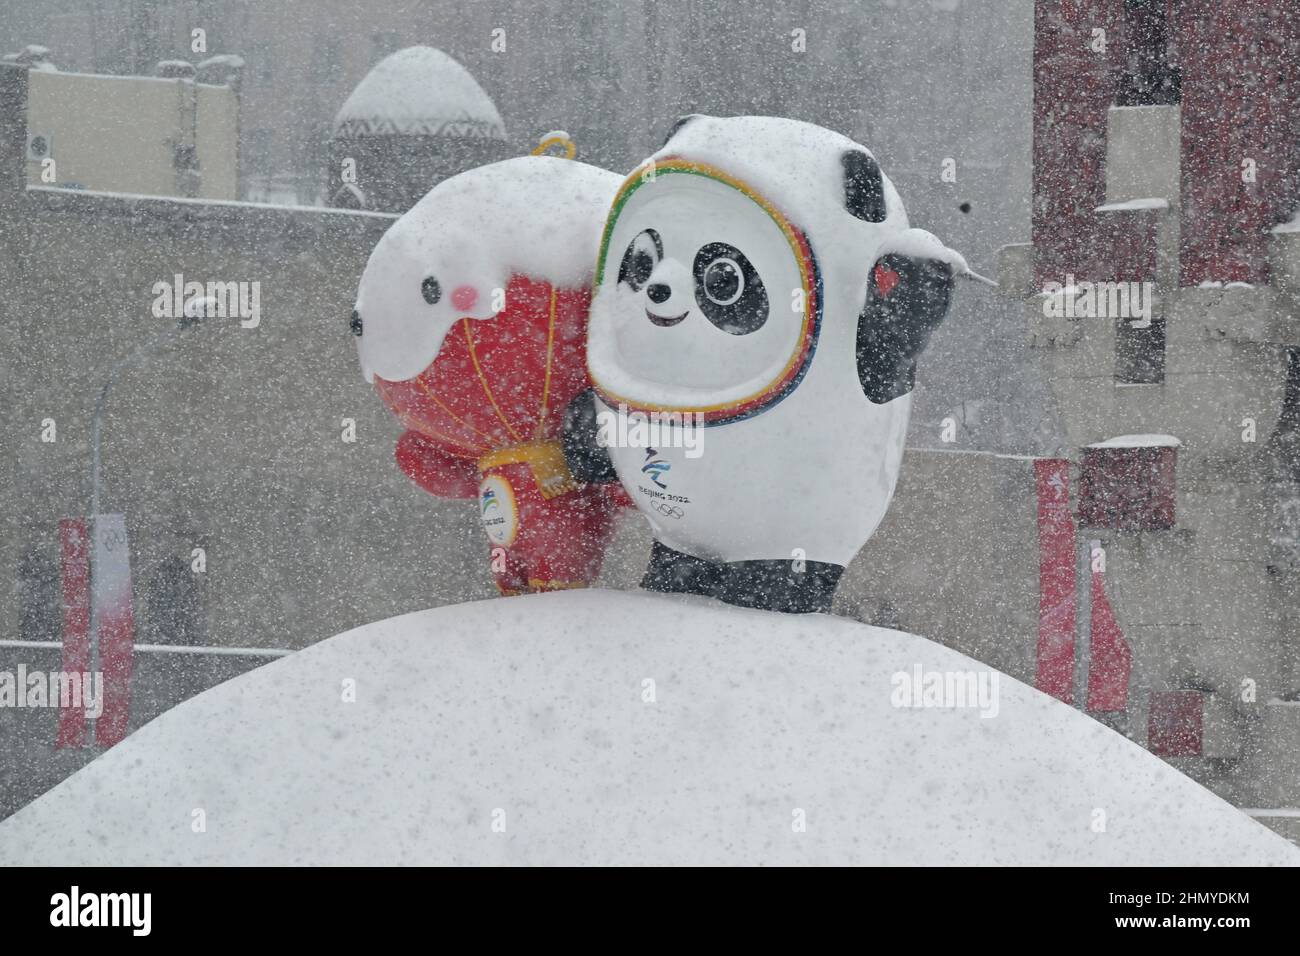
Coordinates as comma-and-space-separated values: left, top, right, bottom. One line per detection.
354, 156, 621, 383
588, 114, 913, 415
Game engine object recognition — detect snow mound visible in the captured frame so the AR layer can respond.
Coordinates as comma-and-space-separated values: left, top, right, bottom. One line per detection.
1, 590, 1295, 865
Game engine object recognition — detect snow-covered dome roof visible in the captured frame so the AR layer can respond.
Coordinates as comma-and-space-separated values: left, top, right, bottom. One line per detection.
333, 46, 506, 140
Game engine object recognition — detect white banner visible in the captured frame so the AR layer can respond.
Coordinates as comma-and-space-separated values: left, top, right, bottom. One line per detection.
91, 513, 135, 746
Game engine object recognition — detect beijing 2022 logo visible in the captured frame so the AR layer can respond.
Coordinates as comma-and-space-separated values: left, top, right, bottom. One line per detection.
478, 475, 518, 547
641, 448, 671, 490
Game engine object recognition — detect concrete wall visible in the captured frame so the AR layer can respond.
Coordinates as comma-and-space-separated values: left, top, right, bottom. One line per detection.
839, 448, 1042, 686
0, 186, 503, 653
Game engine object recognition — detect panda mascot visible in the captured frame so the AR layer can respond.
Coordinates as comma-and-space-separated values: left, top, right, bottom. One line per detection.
353, 152, 631, 594
563, 115, 964, 613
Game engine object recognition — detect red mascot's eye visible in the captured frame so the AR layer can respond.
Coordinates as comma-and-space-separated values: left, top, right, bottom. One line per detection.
874, 263, 901, 298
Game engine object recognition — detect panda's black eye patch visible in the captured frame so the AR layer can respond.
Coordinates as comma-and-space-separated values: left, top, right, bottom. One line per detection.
842, 150, 887, 223
618, 229, 662, 291
421, 276, 441, 305
692, 242, 768, 335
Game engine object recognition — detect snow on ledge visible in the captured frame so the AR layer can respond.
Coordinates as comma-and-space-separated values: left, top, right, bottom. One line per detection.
1273, 212, 1300, 234
27, 184, 398, 220
0, 589, 1292, 865
1197, 280, 1257, 290
1088, 433, 1181, 449
1095, 198, 1169, 213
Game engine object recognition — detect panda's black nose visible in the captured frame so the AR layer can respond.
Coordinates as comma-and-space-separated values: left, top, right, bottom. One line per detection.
350, 309, 363, 336
647, 283, 672, 304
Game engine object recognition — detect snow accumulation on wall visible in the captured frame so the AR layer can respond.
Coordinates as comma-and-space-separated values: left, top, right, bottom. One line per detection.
1088, 434, 1181, 449
0, 590, 1294, 865
1275, 211, 1300, 235
1095, 198, 1169, 213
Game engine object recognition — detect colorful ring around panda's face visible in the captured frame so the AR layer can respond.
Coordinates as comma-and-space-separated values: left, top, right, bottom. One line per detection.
588, 158, 822, 427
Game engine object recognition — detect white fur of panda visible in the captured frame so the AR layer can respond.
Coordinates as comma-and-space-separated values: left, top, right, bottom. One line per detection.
580, 115, 962, 603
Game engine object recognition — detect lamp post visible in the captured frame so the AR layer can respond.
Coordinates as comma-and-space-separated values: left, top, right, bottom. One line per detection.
87, 307, 206, 743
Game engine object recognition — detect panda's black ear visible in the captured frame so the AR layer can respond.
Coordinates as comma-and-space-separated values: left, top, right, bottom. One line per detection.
659, 114, 701, 150
842, 150, 888, 223
856, 255, 954, 404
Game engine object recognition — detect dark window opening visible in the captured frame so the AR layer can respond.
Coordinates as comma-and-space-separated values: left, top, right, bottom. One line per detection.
1116, 0, 1181, 107
1266, 348, 1300, 482
1115, 312, 1166, 385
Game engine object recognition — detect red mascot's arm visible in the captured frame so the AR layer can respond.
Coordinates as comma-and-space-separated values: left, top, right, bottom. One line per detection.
395, 430, 480, 500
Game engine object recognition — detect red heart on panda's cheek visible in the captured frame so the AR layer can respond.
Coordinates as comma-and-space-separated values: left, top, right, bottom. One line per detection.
874, 263, 900, 298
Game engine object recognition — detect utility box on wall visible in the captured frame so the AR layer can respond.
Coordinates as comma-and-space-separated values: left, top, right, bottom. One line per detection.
1078, 434, 1179, 531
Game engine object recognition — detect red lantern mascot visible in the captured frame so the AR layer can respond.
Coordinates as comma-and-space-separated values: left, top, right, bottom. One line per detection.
353, 150, 629, 594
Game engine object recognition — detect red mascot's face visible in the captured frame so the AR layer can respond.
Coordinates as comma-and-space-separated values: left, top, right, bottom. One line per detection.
354, 224, 503, 387
352, 155, 624, 459
355, 243, 594, 459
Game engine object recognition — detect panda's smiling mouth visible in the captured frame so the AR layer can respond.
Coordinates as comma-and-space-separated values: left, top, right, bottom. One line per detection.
646, 309, 688, 327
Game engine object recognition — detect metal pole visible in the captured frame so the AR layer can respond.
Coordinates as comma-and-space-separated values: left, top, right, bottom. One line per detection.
90, 381, 109, 526
86, 322, 185, 745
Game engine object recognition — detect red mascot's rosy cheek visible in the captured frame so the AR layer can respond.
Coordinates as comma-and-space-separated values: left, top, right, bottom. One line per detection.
451, 285, 478, 312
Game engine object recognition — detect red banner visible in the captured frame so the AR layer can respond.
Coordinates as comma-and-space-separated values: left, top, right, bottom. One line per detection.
56, 519, 91, 748
1086, 546, 1133, 712
1034, 459, 1076, 703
